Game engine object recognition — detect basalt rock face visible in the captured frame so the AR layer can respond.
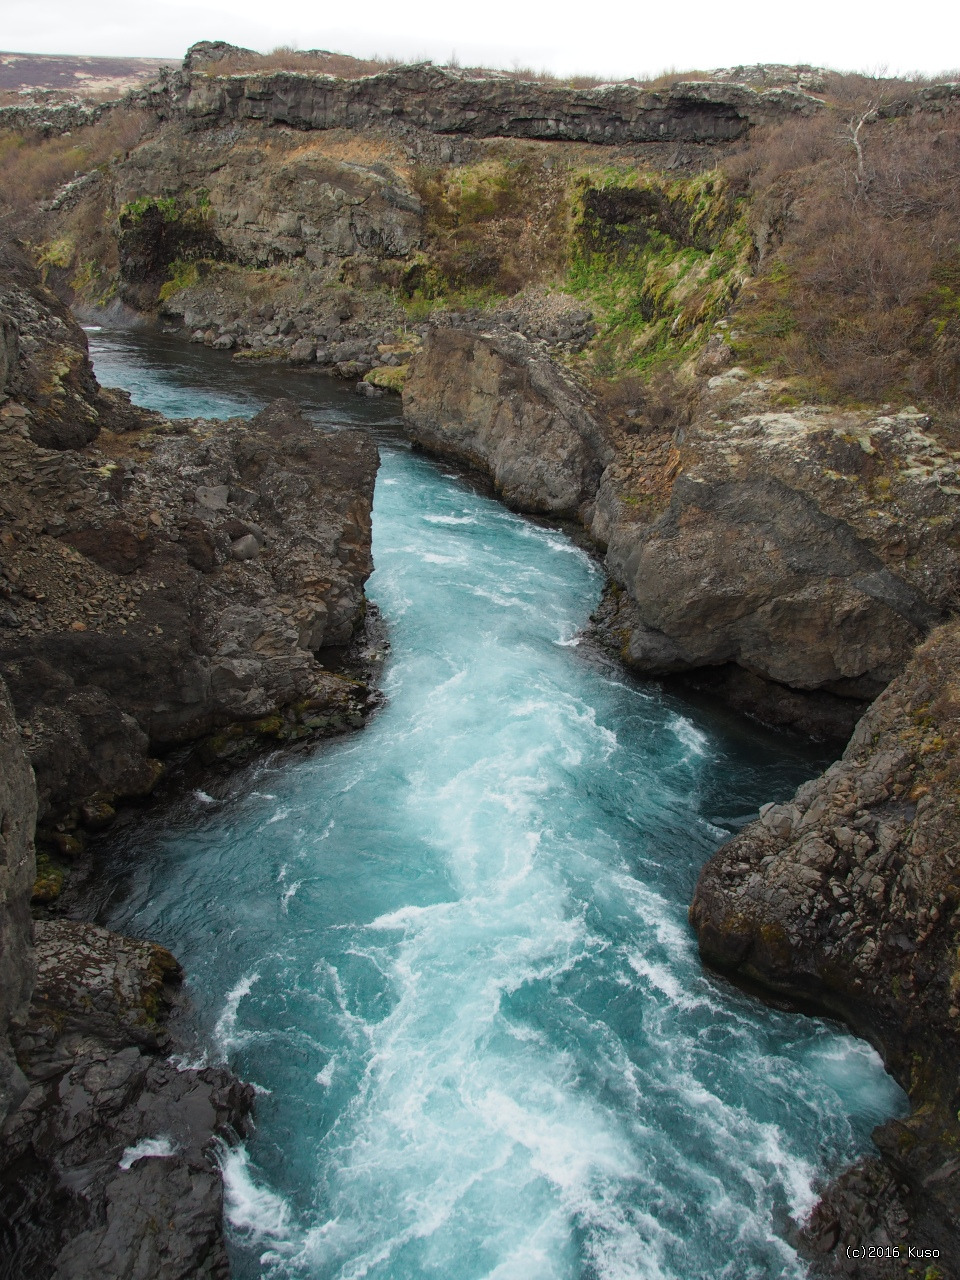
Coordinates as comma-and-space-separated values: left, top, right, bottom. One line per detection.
0, 396, 378, 826
1, 247, 379, 842
0, 240, 130, 450
0, 681, 36, 1127
112, 122, 423, 287
595, 403, 960, 708
1, 918, 253, 1280
690, 621, 960, 1272
169, 62, 821, 144
403, 330, 960, 735
403, 326, 612, 518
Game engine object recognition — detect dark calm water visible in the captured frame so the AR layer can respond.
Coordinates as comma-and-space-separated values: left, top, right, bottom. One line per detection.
86, 327, 904, 1280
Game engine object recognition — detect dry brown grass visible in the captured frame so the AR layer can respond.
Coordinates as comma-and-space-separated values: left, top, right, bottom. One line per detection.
206, 46, 405, 78
204, 45, 638, 88
0, 108, 149, 220
408, 158, 571, 299
721, 86, 960, 408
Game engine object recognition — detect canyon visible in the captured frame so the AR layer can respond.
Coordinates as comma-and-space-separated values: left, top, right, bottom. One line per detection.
1, 39, 960, 1277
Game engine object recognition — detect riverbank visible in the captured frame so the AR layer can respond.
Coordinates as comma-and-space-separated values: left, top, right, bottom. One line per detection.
0, 246, 382, 1277
3, 40, 960, 1275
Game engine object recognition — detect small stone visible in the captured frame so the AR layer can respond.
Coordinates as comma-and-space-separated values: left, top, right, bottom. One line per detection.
230, 534, 260, 561
196, 484, 230, 510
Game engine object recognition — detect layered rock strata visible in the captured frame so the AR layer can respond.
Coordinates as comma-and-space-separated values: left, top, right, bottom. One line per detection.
165, 61, 822, 145
690, 621, 960, 1272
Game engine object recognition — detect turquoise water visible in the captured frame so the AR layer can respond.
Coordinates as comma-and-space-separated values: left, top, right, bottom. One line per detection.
87, 330, 903, 1280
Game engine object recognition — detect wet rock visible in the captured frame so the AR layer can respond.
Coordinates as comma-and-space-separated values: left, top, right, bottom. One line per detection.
403, 326, 612, 518
2, 918, 252, 1280
690, 619, 960, 1269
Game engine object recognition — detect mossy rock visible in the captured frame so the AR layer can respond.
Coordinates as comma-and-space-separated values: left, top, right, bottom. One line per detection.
364, 364, 409, 393
250, 714, 285, 737
33, 854, 65, 904
232, 346, 287, 362
49, 831, 84, 859
80, 793, 117, 831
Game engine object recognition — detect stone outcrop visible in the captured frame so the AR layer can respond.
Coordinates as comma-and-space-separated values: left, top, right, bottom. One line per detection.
690, 620, 960, 1272
403, 327, 960, 735
0, 237, 380, 832
0, 392, 378, 829
0, 239, 132, 449
112, 123, 423, 286
595, 400, 959, 709
1, 917, 252, 1280
0, 243, 376, 1277
0, 100, 114, 137
0, 681, 36, 1127
166, 61, 821, 144
403, 326, 612, 518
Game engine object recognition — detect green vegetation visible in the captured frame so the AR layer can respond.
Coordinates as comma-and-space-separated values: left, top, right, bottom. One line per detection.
32, 852, 65, 903
566, 171, 751, 376
406, 157, 570, 301
405, 158, 750, 378
70, 256, 117, 305
119, 193, 180, 224
158, 258, 202, 301
118, 191, 212, 231
365, 364, 409, 393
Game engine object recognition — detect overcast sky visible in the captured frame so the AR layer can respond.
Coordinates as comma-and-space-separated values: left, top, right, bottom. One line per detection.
5, 0, 960, 79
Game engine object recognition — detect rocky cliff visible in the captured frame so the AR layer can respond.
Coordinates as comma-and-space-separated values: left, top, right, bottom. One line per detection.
1, 915, 253, 1279
0, 682, 35, 1128
403, 325, 612, 517
1, 245, 379, 845
403, 327, 960, 737
164, 58, 821, 145
0, 394, 378, 832
0, 242, 381, 1277
690, 620, 960, 1271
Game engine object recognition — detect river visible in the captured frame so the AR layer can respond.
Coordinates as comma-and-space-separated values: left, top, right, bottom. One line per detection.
84, 328, 903, 1280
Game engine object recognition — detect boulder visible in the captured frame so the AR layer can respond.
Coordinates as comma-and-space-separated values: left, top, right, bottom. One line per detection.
403, 326, 611, 518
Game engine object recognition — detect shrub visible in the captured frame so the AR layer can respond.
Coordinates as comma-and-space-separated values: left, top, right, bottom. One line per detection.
0, 108, 150, 228
723, 90, 960, 408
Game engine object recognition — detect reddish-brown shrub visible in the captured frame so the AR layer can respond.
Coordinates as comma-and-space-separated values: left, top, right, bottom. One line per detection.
724, 96, 960, 408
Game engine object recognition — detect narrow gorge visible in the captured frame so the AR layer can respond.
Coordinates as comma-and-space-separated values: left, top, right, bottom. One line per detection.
1, 40, 959, 1279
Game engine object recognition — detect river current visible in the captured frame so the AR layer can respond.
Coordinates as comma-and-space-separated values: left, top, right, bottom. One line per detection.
85, 329, 903, 1280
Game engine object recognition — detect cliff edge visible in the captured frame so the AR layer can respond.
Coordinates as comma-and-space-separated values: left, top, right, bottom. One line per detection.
691, 620, 960, 1271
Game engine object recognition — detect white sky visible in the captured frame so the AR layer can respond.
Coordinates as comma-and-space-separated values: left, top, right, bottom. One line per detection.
4, 0, 960, 79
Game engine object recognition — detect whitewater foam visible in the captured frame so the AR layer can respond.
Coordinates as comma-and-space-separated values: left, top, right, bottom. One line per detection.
86, 331, 907, 1280
118, 1135, 177, 1169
